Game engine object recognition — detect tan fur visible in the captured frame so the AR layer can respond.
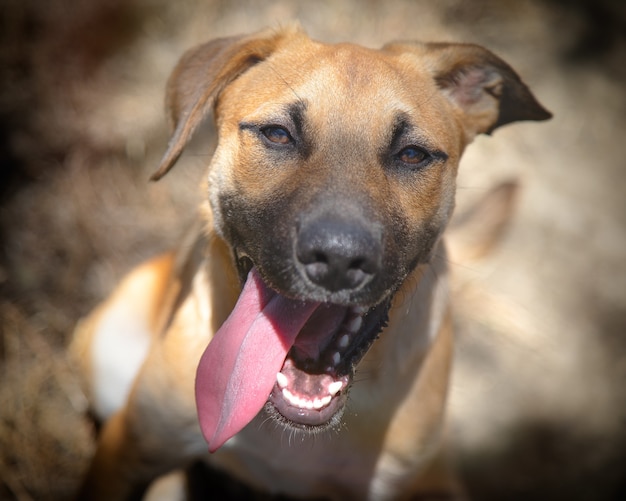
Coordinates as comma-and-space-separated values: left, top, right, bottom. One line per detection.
71, 25, 550, 500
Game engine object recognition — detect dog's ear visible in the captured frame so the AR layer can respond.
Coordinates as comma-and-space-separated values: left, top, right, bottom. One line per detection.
385, 42, 551, 140
151, 26, 300, 181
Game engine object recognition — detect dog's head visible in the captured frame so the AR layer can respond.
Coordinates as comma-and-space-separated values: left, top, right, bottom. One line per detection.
153, 26, 550, 451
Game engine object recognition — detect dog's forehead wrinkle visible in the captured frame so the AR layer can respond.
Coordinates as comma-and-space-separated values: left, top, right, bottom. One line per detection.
263, 59, 307, 105
278, 46, 399, 104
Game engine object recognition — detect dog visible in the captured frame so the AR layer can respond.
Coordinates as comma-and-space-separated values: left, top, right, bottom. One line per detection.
71, 24, 550, 500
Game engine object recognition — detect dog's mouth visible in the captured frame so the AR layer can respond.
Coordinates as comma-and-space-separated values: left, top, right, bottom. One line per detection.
195, 265, 390, 452
267, 295, 389, 429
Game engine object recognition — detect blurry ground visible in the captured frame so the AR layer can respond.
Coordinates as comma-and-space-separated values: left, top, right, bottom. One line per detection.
1, 0, 625, 499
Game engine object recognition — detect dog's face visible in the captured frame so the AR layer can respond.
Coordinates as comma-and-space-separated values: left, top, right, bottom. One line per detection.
213, 42, 461, 306
154, 26, 550, 450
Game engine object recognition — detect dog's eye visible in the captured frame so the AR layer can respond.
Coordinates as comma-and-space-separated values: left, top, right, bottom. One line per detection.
397, 146, 430, 166
261, 126, 293, 145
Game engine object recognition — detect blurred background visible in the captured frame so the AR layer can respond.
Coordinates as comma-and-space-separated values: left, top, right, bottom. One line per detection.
0, 0, 624, 499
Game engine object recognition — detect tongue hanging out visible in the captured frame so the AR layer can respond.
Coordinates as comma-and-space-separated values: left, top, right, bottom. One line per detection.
195, 268, 319, 452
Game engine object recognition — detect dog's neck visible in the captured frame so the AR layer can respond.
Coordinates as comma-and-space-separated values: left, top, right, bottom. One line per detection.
351, 241, 450, 409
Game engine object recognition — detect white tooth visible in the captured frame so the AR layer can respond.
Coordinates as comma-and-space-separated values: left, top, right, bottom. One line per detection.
283, 388, 294, 404
338, 334, 350, 348
348, 316, 362, 333
276, 372, 289, 388
353, 305, 368, 315
313, 398, 323, 409
305, 400, 314, 410
321, 395, 332, 406
332, 352, 341, 365
328, 381, 343, 396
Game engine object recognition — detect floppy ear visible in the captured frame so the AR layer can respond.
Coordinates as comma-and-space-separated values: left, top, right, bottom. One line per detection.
151, 26, 300, 181
385, 42, 551, 139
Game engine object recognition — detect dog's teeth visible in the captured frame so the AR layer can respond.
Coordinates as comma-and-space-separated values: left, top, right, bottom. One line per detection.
347, 315, 362, 333
276, 372, 289, 388
313, 396, 332, 409
332, 352, 341, 366
283, 391, 337, 410
282, 388, 295, 404
338, 334, 350, 348
328, 381, 343, 396
352, 305, 368, 315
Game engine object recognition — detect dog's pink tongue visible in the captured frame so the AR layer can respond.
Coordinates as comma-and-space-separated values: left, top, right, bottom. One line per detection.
195, 268, 318, 452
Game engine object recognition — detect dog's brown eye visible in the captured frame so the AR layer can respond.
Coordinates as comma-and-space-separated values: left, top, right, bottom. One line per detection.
398, 146, 429, 165
261, 126, 292, 145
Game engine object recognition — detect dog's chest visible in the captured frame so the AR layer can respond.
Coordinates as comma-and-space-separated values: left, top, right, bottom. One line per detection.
212, 428, 383, 499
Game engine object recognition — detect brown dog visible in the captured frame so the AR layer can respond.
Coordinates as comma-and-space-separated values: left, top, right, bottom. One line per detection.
71, 25, 550, 500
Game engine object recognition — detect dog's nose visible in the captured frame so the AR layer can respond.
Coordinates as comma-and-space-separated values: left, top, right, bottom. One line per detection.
296, 217, 382, 292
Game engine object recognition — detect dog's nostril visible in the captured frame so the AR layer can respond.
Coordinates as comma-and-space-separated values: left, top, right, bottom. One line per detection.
345, 267, 367, 286
349, 258, 367, 272
314, 252, 328, 264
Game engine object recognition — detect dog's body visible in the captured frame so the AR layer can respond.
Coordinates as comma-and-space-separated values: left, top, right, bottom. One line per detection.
72, 26, 550, 500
